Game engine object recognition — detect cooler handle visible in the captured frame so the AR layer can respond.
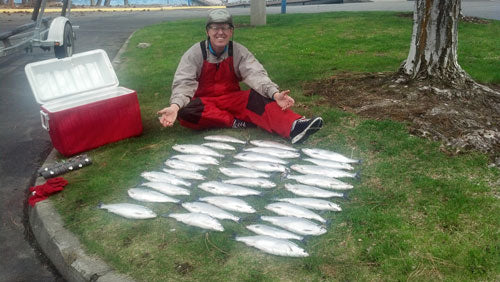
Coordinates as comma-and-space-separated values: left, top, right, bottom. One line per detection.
40, 110, 50, 131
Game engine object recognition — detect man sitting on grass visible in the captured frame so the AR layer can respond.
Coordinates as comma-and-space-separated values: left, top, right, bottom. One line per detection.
158, 8, 322, 144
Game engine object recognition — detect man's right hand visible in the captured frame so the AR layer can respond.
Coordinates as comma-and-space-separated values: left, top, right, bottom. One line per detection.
157, 104, 180, 127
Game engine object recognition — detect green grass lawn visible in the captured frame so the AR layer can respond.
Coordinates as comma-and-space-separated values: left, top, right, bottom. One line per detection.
53, 12, 500, 281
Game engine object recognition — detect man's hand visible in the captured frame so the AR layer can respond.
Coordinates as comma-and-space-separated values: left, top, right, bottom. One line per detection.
273, 90, 295, 111
157, 104, 180, 127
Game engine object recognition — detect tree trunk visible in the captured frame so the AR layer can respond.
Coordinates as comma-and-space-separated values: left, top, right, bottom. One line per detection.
400, 0, 470, 86
8, 0, 14, 8
90, 0, 95, 6
124, 0, 128, 5
103, 0, 111, 6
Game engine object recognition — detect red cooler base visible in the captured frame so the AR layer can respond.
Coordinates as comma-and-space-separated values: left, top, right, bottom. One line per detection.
43, 91, 143, 157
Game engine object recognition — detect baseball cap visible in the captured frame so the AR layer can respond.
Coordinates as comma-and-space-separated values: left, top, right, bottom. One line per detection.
206, 9, 233, 27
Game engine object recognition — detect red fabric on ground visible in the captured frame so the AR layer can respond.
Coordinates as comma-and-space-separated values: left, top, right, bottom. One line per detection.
28, 177, 68, 207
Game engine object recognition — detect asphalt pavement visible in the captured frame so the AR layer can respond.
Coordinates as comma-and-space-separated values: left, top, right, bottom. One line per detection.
0, 1, 498, 281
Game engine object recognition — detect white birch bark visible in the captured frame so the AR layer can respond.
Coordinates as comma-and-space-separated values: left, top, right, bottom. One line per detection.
401, 0, 469, 84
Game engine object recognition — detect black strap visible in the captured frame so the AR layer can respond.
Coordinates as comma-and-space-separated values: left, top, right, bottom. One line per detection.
228, 41, 233, 57
200, 40, 207, 61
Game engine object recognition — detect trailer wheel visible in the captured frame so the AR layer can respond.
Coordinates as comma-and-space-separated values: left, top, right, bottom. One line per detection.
54, 22, 74, 58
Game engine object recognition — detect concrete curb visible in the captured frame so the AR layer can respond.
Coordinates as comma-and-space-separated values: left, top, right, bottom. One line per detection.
28, 31, 137, 282
29, 151, 135, 282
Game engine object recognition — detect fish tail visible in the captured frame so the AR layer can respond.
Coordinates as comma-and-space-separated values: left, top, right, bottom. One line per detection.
280, 168, 290, 181
354, 171, 361, 180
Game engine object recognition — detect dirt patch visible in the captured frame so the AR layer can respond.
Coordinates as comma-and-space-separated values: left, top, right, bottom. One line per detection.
303, 72, 500, 164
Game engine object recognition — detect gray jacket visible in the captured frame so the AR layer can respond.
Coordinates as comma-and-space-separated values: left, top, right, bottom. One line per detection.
170, 40, 280, 109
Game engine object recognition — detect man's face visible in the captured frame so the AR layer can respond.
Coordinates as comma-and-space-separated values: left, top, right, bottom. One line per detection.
206, 23, 233, 51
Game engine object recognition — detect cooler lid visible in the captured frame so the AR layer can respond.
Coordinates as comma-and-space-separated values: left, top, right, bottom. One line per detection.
25, 49, 119, 104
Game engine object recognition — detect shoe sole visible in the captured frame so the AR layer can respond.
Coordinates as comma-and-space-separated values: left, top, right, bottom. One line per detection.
291, 117, 323, 144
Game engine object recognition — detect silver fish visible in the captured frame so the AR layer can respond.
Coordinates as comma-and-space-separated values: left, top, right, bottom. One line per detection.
235, 235, 308, 257
141, 181, 190, 196
202, 142, 236, 151
246, 224, 303, 240
141, 171, 191, 187
284, 183, 343, 198
302, 148, 360, 163
164, 159, 208, 171
266, 202, 326, 223
250, 140, 297, 151
162, 168, 205, 180
233, 161, 287, 173
223, 177, 276, 189
168, 212, 224, 232
287, 174, 353, 190
303, 158, 354, 170
291, 164, 358, 179
171, 154, 219, 165
128, 188, 180, 203
172, 144, 223, 157
278, 198, 342, 211
182, 202, 239, 222
219, 167, 270, 178
234, 152, 288, 165
244, 147, 300, 159
204, 135, 246, 144
198, 181, 261, 196
99, 203, 157, 219
199, 196, 256, 213
261, 216, 327, 236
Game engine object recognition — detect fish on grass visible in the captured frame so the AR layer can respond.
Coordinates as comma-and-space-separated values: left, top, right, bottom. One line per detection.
291, 164, 358, 179
301, 148, 360, 164
171, 154, 219, 165
167, 212, 224, 232
249, 140, 297, 151
200, 196, 256, 213
303, 158, 354, 170
202, 142, 236, 151
141, 181, 190, 196
278, 197, 342, 212
99, 203, 157, 219
198, 181, 261, 196
204, 135, 246, 144
265, 202, 326, 223
234, 152, 288, 165
172, 144, 224, 157
284, 183, 343, 198
246, 224, 303, 240
219, 167, 270, 178
128, 188, 180, 203
164, 159, 208, 171
261, 216, 327, 236
233, 161, 287, 173
236, 235, 308, 257
243, 147, 300, 159
141, 171, 191, 187
162, 168, 205, 180
287, 174, 353, 190
223, 177, 276, 189
182, 202, 239, 222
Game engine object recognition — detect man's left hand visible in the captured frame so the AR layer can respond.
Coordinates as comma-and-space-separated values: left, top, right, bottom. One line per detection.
274, 90, 295, 111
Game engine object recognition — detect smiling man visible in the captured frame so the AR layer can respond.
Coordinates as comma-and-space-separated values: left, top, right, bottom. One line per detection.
158, 8, 323, 144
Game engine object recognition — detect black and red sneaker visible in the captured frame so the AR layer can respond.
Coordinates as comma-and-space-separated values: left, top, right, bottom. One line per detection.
290, 117, 323, 144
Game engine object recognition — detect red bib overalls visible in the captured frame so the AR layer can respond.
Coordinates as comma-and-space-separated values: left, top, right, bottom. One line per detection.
177, 41, 301, 138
